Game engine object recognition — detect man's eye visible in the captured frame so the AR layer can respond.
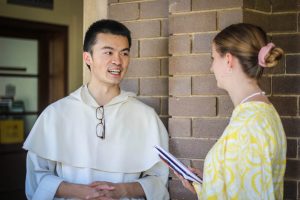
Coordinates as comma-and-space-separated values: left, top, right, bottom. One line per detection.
121, 52, 129, 56
105, 51, 113, 55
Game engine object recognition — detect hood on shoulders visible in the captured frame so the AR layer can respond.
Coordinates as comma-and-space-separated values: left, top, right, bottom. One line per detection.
69, 85, 136, 108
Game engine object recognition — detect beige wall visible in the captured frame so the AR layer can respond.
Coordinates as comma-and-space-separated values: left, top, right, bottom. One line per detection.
82, 0, 108, 84
0, 0, 83, 92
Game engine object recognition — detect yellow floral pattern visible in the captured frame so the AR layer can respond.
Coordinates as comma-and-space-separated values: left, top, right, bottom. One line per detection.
196, 102, 286, 200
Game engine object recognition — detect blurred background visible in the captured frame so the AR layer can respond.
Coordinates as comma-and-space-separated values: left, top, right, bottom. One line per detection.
0, 0, 83, 199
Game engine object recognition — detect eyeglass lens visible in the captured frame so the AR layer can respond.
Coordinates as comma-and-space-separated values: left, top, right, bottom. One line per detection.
96, 106, 105, 139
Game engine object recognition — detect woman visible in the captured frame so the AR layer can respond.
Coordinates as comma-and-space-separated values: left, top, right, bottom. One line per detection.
176, 23, 286, 199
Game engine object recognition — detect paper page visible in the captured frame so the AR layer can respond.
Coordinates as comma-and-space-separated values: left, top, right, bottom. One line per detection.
154, 145, 202, 184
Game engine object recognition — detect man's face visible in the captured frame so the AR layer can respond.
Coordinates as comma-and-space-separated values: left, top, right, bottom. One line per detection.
84, 33, 130, 86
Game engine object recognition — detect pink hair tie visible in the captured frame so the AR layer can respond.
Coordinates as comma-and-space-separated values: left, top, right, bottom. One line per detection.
258, 43, 275, 67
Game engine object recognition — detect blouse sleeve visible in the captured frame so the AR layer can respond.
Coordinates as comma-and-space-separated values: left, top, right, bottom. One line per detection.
25, 151, 64, 200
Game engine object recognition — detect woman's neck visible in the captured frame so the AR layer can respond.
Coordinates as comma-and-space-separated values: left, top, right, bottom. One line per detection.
227, 80, 263, 107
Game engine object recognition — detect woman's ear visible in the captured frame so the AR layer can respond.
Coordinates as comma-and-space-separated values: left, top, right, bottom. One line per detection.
225, 53, 233, 66
83, 52, 92, 66
225, 52, 234, 72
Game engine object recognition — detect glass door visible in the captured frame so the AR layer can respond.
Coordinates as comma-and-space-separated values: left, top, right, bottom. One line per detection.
0, 36, 39, 144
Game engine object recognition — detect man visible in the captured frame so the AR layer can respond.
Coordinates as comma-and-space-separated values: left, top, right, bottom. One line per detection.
23, 19, 169, 200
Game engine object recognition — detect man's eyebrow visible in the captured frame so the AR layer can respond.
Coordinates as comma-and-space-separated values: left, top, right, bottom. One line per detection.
101, 46, 130, 52
101, 46, 114, 50
121, 48, 130, 52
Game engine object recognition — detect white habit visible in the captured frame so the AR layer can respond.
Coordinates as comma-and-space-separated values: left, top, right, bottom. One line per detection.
23, 85, 169, 200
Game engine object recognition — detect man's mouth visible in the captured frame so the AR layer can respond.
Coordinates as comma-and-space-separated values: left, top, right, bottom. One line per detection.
108, 68, 121, 75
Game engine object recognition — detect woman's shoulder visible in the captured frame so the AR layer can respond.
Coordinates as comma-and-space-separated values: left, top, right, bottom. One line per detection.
227, 101, 284, 144
232, 101, 278, 122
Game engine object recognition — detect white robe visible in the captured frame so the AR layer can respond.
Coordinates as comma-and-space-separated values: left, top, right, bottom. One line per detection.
23, 85, 169, 200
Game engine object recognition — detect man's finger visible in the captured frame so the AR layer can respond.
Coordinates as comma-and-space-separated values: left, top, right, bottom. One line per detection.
95, 185, 115, 191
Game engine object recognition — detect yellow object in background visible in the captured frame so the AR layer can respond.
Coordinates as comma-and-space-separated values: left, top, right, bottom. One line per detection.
0, 119, 24, 144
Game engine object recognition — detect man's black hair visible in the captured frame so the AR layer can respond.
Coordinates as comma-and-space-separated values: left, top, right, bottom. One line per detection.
83, 19, 131, 53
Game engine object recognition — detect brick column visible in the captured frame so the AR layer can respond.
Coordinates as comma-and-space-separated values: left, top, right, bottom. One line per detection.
268, 1, 300, 199
245, 1, 300, 198
107, 0, 300, 199
168, 1, 244, 199
108, 0, 169, 125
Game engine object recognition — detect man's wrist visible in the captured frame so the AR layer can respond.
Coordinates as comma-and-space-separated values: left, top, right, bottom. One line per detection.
56, 181, 90, 199
118, 182, 145, 198
117, 183, 128, 198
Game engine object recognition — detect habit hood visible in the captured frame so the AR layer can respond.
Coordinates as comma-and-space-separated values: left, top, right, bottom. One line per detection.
23, 85, 167, 173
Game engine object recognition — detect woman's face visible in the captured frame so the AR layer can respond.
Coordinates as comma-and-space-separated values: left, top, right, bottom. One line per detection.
210, 43, 228, 89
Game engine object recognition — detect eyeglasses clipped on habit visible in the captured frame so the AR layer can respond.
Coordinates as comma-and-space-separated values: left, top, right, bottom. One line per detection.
96, 106, 105, 139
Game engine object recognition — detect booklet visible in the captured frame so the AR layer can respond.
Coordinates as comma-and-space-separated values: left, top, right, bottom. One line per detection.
154, 145, 202, 184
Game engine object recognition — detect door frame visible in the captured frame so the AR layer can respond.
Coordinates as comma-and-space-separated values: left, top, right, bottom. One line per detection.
0, 16, 68, 111
0, 16, 68, 199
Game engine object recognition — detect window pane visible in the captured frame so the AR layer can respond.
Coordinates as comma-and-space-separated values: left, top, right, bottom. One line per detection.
0, 77, 38, 112
24, 115, 38, 136
0, 37, 38, 75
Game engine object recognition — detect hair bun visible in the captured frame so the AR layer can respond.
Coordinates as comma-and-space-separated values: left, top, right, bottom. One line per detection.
265, 47, 284, 68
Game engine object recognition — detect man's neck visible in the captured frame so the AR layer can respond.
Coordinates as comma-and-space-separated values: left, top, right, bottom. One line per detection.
87, 82, 120, 106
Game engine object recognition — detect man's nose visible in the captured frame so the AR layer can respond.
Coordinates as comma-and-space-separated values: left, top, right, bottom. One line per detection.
112, 54, 121, 66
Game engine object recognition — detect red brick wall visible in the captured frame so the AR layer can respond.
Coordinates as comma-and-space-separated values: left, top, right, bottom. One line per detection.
168, 1, 241, 199
270, 1, 300, 199
108, 0, 169, 127
108, 0, 300, 199
244, 1, 300, 199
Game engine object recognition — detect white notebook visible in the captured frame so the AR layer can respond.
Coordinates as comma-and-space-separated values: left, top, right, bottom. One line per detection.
154, 145, 202, 184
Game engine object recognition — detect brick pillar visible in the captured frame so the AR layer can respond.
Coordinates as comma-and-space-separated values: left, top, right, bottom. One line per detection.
108, 0, 169, 125
168, 1, 244, 199
169, 0, 300, 199
268, 1, 300, 199
107, 0, 300, 199
245, 1, 300, 199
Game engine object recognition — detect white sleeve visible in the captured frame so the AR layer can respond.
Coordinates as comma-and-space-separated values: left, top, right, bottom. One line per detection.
25, 151, 64, 200
136, 162, 169, 200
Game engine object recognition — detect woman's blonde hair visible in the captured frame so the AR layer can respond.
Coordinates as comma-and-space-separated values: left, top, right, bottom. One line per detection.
213, 23, 284, 79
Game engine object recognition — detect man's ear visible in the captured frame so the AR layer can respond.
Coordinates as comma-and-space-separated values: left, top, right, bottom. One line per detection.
83, 52, 92, 66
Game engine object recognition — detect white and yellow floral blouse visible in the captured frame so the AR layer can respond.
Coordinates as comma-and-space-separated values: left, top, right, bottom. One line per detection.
195, 102, 286, 200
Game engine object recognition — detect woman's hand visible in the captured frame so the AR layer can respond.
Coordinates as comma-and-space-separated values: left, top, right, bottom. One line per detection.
189, 167, 202, 178
173, 167, 202, 194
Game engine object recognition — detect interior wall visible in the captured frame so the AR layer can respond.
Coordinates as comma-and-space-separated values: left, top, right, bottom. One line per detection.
0, 0, 83, 93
